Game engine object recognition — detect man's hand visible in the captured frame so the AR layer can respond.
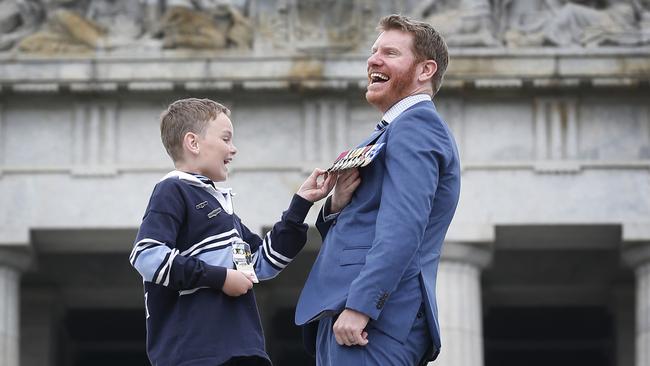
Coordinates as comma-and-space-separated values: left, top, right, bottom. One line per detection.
222, 269, 254, 297
330, 169, 361, 213
333, 308, 370, 346
297, 168, 336, 203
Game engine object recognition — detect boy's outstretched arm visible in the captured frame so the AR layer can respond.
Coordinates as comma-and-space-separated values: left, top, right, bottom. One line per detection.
237, 169, 336, 280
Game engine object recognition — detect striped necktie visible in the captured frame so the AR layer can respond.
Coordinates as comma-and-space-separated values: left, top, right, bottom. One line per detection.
375, 120, 389, 131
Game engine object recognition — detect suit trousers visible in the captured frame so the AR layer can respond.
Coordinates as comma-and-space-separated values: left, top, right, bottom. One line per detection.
316, 305, 432, 366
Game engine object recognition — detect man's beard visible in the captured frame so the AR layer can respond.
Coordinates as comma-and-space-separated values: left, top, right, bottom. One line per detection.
366, 62, 418, 111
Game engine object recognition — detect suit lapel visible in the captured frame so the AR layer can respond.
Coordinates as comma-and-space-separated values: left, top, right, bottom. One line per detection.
356, 127, 387, 148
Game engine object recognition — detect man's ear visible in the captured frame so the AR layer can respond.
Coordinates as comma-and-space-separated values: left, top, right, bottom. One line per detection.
418, 60, 438, 83
183, 132, 200, 155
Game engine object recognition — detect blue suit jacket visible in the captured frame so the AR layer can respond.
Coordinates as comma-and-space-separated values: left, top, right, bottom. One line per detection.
295, 100, 460, 360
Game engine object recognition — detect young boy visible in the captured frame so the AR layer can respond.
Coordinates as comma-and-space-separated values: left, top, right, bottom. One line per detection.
129, 98, 334, 366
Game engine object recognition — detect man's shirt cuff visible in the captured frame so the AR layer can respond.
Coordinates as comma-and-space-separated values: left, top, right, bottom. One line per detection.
321, 196, 340, 222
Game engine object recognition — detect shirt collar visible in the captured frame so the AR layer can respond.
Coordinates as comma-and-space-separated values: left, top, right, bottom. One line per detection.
382, 94, 432, 124
188, 173, 215, 188
161, 170, 233, 195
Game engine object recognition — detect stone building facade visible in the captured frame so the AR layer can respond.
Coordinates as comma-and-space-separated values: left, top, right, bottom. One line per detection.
1, 0, 650, 365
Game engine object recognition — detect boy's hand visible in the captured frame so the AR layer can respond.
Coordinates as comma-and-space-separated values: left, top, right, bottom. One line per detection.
330, 169, 361, 213
222, 269, 254, 297
297, 168, 335, 202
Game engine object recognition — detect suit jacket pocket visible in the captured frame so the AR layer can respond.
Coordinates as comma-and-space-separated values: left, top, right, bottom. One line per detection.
339, 246, 370, 266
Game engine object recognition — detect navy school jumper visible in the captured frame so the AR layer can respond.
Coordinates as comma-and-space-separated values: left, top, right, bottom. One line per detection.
130, 171, 312, 366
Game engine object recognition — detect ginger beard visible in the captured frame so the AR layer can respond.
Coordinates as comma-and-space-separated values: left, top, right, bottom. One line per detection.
365, 60, 419, 112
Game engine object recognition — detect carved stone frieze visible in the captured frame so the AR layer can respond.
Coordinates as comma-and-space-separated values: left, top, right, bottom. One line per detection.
499, 0, 650, 48
1, 0, 650, 55
411, 0, 650, 48
4, 0, 252, 54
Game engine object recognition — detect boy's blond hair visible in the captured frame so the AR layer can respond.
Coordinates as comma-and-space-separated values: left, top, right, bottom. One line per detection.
160, 98, 230, 162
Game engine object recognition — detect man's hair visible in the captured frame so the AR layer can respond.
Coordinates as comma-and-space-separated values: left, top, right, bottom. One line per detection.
160, 98, 230, 162
378, 14, 449, 95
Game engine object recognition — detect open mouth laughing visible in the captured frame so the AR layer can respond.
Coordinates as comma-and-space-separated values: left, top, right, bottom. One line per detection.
369, 72, 390, 84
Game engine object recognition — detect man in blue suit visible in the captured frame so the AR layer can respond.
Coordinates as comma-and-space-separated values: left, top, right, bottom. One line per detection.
295, 14, 461, 365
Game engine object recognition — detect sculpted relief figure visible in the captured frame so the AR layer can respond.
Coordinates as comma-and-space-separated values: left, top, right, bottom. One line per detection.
258, 0, 373, 53
635, 0, 650, 43
494, 0, 545, 41
413, 0, 499, 46
0, 0, 44, 51
85, 0, 145, 48
154, 0, 252, 50
224, 2, 253, 49
17, 0, 145, 54
500, 0, 650, 47
291, 0, 372, 51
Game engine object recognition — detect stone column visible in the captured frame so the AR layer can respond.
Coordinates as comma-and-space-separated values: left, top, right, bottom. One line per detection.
21, 287, 60, 366
637, 262, 650, 366
0, 248, 32, 366
623, 242, 650, 366
433, 242, 492, 366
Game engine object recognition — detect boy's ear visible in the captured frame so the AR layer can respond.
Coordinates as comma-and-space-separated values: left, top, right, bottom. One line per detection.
183, 132, 200, 155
